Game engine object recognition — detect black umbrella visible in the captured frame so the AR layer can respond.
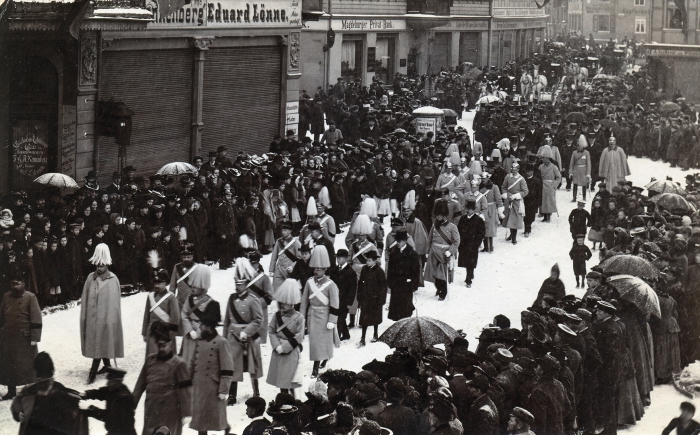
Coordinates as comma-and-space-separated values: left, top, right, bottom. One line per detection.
565, 112, 587, 123
378, 316, 459, 351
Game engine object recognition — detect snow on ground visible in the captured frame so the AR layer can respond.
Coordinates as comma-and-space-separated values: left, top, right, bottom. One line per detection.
1, 113, 698, 434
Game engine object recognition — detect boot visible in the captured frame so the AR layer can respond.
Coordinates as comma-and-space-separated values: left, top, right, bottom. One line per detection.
87, 370, 97, 385
251, 379, 260, 397
348, 315, 356, 328
488, 238, 494, 252
227, 382, 238, 406
2, 386, 17, 400
319, 360, 328, 369
312, 361, 320, 378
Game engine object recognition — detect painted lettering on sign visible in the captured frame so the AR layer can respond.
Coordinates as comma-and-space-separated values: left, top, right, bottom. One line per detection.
341, 19, 396, 30
416, 118, 437, 136
150, 0, 299, 27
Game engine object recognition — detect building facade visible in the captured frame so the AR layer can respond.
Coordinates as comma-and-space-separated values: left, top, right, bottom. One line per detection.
0, 0, 302, 193
298, 0, 546, 93
581, 0, 650, 44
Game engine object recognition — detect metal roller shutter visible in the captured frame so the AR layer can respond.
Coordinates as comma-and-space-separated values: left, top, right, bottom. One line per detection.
459, 33, 479, 65
202, 46, 281, 157
97, 50, 192, 187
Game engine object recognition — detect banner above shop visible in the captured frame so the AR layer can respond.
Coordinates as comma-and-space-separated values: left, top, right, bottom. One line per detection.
149, 0, 301, 28
303, 17, 406, 32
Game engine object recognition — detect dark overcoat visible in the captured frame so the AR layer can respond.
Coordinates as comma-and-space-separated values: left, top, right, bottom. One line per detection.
0, 290, 41, 386
357, 264, 388, 327
457, 213, 485, 269
387, 244, 420, 321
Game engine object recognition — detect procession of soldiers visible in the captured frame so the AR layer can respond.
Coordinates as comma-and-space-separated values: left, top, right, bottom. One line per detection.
2, 38, 700, 435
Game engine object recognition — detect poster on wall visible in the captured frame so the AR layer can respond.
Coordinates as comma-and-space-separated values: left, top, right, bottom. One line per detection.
415, 117, 437, 136
367, 47, 376, 72
61, 106, 77, 178
12, 120, 49, 188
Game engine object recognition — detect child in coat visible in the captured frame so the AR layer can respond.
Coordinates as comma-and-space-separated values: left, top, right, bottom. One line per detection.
357, 250, 388, 347
569, 234, 593, 288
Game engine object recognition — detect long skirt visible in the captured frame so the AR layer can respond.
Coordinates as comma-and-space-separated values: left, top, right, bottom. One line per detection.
588, 228, 603, 242
616, 376, 645, 425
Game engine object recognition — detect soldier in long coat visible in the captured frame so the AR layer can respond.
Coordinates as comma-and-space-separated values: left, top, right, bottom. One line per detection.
387, 229, 420, 321
299, 245, 340, 378
568, 143, 591, 201
169, 247, 202, 311
357, 250, 387, 346
479, 178, 503, 252
457, 201, 486, 288
424, 199, 460, 301
266, 279, 305, 393
142, 269, 180, 358
0, 272, 42, 399
501, 163, 529, 244
248, 252, 273, 344
133, 321, 192, 435
180, 265, 214, 364
539, 158, 561, 221
224, 257, 265, 403
189, 301, 234, 434
80, 243, 124, 384
598, 136, 631, 187
269, 222, 301, 290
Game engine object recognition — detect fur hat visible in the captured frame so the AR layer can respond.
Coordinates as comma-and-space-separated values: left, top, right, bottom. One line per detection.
233, 257, 257, 284
360, 197, 379, 219
306, 196, 318, 217
150, 320, 172, 343
199, 300, 222, 327
275, 279, 302, 305
310, 245, 331, 268
433, 199, 449, 217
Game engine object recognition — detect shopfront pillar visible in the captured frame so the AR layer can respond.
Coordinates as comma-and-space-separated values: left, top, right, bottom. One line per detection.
451, 31, 460, 68
190, 36, 213, 162
365, 32, 377, 85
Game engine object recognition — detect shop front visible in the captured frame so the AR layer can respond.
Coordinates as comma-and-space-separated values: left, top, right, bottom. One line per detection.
491, 18, 545, 67
645, 43, 700, 103
300, 17, 408, 92
431, 19, 489, 69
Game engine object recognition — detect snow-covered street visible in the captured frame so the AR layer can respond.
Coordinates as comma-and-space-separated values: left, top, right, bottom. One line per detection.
0, 112, 696, 434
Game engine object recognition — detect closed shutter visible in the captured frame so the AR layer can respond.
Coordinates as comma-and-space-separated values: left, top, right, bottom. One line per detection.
459, 33, 479, 65
430, 33, 450, 72
202, 46, 281, 157
98, 50, 192, 187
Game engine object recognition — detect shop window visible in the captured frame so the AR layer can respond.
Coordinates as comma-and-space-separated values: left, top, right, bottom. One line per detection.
635, 17, 646, 33
666, 0, 683, 29
374, 37, 396, 84
634, 0, 644, 5
341, 40, 363, 83
593, 14, 613, 32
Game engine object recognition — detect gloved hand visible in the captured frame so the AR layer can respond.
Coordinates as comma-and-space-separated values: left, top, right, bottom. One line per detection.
218, 394, 228, 401
501, 193, 508, 199
444, 251, 451, 258
276, 345, 284, 354
189, 331, 198, 340
586, 174, 592, 182
240, 331, 248, 341
326, 322, 335, 330
182, 417, 192, 427
512, 192, 522, 200
499, 213, 505, 220
286, 266, 293, 273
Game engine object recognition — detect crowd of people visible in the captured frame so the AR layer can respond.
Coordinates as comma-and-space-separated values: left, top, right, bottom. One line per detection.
1, 41, 700, 435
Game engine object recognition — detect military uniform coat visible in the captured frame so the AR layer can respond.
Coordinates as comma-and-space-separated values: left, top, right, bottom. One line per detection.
569, 149, 591, 186
0, 290, 41, 386
481, 185, 503, 238
539, 163, 561, 214
170, 262, 201, 309
142, 290, 180, 357
357, 264, 388, 327
246, 271, 274, 344
266, 309, 305, 389
501, 173, 529, 230
80, 271, 124, 359
269, 236, 301, 290
180, 293, 213, 363
387, 244, 421, 321
299, 276, 340, 361
189, 333, 233, 431
223, 292, 264, 381
133, 354, 192, 435
424, 221, 460, 283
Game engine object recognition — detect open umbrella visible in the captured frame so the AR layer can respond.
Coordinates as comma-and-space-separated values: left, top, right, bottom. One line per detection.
606, 274, 661, 318
476, 95, 500, 105
565, 111, 587, 123
599, 119, 619, 129
659, 102, 681, 114
442, 108, 459, 117
33, 173, 79, 189
645, 179, 686, 195
650, 193, 696, 213
156, 162, 197, 176
378, 316, 459, 351
600, 254, 659, 281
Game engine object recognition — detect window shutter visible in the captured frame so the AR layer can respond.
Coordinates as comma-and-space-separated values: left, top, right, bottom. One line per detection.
593, 15, 599, 31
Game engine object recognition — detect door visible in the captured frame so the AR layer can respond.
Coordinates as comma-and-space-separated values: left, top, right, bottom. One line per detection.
459, 32, 479, 65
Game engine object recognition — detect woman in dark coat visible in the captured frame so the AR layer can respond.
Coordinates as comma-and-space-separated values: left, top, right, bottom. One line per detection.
387, 229, 421, 321
357, 250, 387, 347
533, 264, 566, 307
457, 201, 485, 288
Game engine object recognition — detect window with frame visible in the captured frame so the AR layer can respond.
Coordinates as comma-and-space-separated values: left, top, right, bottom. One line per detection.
635, 17, 646, 33
666, 0, 683, 29
593, 14, 613, 32
634, 0, 644, 5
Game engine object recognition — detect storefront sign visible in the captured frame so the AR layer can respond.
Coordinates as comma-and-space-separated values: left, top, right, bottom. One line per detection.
339, 19, 404, 31
61, 105, 77, 178
438, 20, 488, 30
12, 120, 49, 178
584, 4, 615, 13
647, 48, 700, 58
495, 19, 545, 29
416, 117, 437, 136
286, 101, 299, 114
493, 8, 545, 17
149, 0, 301, 28
286, 113, 299, 124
